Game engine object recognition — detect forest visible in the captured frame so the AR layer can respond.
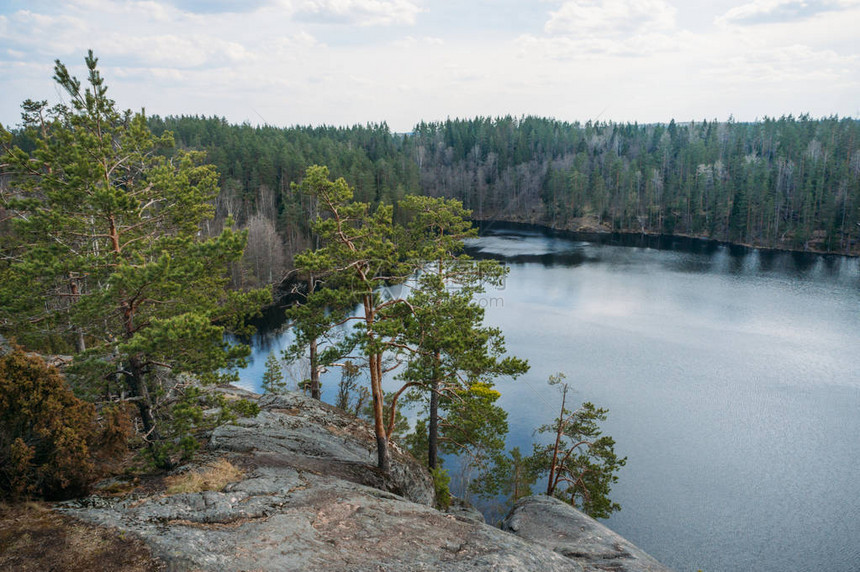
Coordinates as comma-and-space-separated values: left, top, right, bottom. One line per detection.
0, 54, 623, 518
8, 111, 857, 291
123, 113, 860, 288
0, 51, 855, 514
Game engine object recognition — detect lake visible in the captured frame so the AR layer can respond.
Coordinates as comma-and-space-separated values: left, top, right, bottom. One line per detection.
234, 223, 860, 572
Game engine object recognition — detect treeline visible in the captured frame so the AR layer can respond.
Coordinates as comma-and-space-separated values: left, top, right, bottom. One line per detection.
143, 114, 859, 285
145, 117, 420, 286
411, 115, 860, 254
0, 54, 625, 517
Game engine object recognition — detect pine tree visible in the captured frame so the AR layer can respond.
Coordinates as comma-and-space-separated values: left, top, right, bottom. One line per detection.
289, 165, 410, 472
469, 446, 539, 523
0, 52, 270, 467
531, 373, 626, 519
394, 195, 528, 470
261, 353, 287, 394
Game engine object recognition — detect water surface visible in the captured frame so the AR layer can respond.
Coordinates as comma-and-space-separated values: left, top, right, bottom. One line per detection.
466, 225, 860, 572
235, 224, 860, 572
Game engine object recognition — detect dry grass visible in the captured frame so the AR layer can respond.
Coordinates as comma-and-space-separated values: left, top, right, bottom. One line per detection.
0, 501, 164, 571
164, 459, 243, 495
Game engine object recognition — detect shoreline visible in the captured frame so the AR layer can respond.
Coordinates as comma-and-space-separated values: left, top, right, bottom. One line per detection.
471, 216, 859, 259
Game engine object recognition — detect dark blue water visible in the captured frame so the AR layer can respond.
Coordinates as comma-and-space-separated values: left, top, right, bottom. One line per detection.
235, 226, 860, 572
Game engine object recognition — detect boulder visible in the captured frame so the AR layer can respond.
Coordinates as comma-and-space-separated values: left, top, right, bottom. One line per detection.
502, 495, 672, 571
210, 392, 434, 506
58, 390, 670, 571
445, 496, 485, 524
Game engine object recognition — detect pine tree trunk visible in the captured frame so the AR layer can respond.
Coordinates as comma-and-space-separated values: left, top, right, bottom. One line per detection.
363, 288, 391, 473
307, 273, 321, 400
370, 351, 391, 472
74, 331, 86, 354
428, 353, 441, 470
68, 278, 86, 353
375, 432, 390, 473
309, 337, 320, 400
547, 384, 567, 496
126, 355, 159, 443
428, 379, 439, 470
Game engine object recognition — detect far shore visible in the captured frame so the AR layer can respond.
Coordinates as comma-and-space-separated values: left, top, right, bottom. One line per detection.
471, 214, 859, 259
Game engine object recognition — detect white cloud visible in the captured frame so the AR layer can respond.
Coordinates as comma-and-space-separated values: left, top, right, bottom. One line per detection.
623, 30, 689, 54
701, 43, 859, 84
65, 0, 175, 21
516, 30, 686, 59
148, 67, 184, 81
273, 31, 321, 56
519, 0, 681, 58
2, 10, 90, 59
391, 36, 445, 49
1, 0, 859, 131
679, 5, 855, 75
294, 0, 422, 26
97, 34, 253, 68
717, 0, 860, 25
545, 0, 677, 37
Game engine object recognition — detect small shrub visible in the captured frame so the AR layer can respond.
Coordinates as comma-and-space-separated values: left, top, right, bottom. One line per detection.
0, 349, 97, 500
431, 467, 452, 510
228, 398, 260, 419
87, 402, 137, 477
96, 403, 135, 458
164, 459, 243, 494
146, 390, 260, 470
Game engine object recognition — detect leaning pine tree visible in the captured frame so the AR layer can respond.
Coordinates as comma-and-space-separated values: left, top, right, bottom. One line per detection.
0, 52, 270, 467
532, 373, 626, 519
289, 165, 411, 472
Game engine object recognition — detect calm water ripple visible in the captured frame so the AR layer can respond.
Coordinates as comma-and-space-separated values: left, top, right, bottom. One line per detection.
236, 224, 860, 572
465, 225, 860, 572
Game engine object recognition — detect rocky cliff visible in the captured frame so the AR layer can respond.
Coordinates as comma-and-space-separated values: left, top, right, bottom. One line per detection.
61, 389, 671, 571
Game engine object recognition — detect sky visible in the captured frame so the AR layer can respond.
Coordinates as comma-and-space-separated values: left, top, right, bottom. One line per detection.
1, 0, 858, 131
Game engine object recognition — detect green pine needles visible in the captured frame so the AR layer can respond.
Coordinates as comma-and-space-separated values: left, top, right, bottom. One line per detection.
286, 168, 623, 519
0, 52, 270, 468
286, 166, 529, 475
472, 373, 626, 520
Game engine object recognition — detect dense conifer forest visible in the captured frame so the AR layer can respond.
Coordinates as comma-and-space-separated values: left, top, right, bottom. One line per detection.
8, 113, 859, 288
139, 114, 860, 285
1, 56, 855, 542
0, 63, 622, 510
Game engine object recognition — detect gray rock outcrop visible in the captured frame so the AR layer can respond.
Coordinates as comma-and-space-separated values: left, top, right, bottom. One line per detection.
60, 389, 668, 571
211, 392, 434, 506
502, 495, 672, 571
